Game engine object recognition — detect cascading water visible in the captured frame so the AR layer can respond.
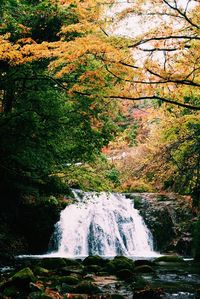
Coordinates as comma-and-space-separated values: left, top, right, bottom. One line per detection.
49, 191, 159, 258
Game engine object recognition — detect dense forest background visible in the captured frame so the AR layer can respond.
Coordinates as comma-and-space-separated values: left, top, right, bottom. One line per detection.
0, 0, 199, 258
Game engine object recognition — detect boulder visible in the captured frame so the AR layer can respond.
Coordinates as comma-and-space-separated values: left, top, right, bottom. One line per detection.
34, 266, 49, 276
134, 265, 155, 273
38, 258, 66, 269
83, 255, 107, 267
116, 269, 134, 281
58, 275, 80, 285
155, 255, 184, 263
12, 267, 35, 288
74, 281, 102, 294
107, 256, 135, 273
134, 260, 155, 267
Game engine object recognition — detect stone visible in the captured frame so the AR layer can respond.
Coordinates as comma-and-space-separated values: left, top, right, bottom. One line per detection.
82, 255, 107, 267
155, 255, 184, 263
74, 281, 102, 294
84, 264, 102, 274
39, 258, 66, 269
63, 258, 82, 267
134, 265, 155, 273
12, 267, 35, 288
59, 275, 80, 285
116, 269, 134, 281
107, 256, 135, 273
134, 260, 155, 267
34, 266, 49, 276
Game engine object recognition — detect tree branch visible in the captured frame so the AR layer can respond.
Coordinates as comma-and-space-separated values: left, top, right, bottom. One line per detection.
74, 91, 200, 110
128, 35, 200, 48
162, 0, 199, 29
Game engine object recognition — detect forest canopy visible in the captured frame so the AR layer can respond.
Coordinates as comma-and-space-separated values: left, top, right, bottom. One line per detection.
0, 0, 199, 204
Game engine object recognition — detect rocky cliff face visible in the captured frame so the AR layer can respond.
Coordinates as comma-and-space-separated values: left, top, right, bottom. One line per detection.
126, 193, 195, 256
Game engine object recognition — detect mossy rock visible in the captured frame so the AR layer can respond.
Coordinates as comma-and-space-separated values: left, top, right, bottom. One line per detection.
155, 255, 184, 263
116, 269, 134, 281
74, 281, 101, 294
12, 267, 35, 288
63, 258, 82, 267
3, 286, 19, 297
107, 256, 135, 273
38, 258, 66, 269
84, 264, 103, 274
59, 275, 80, 285
34, 266, 49, 276
135, 265, 155, 273
60, 266, 84, 276
82, 255, 106, 267
134, 260, 155, 267
134, 276, 148, 289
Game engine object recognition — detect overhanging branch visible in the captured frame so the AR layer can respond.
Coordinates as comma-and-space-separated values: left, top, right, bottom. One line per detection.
74, 91, 200, 110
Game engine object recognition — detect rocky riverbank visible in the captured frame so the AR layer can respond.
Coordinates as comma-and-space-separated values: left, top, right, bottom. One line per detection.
0, 255, 200, 298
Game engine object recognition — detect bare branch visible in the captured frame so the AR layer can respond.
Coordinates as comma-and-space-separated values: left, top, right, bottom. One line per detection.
128, 35, 200, 48
163, 0, 199, 29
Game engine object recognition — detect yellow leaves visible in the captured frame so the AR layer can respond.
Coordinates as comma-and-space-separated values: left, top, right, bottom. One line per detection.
18, 24, 31, 35
61, 21, 98, 36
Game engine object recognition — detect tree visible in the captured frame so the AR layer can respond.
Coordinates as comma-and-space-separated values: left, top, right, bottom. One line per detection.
0, 0, 121, 201
103, 0, 200, 110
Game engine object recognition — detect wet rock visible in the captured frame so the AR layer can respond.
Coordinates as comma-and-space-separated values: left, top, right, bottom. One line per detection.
63, 258, 82, 267
60, 266, 83, 276
34, 266, 49, 276
84, 264, 103, 274
83, 255, 107, 267
58, 275, 80, 285
134, 276, 149, 289
155, 255, 184, 263
175, 235, 192, 256
135, 260, 155, 267
2, 285, 19, 297
12, 267, 35, 287
74, 281, 102, 294
135, 265, 155, 273
60, 283, 75, 293
133, 287, 164, 298
39, 258, 66, 269
116, 269, 134, 281
127, 193, 194, 254
107, 256, 135, 273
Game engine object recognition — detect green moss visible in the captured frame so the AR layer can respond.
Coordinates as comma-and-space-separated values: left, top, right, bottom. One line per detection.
155, 255, 184, 263
134, 265, 155, 273
59, 275, 80, 285
39, 258, 66, 269
107, 256, 135, 273
34, 266, 49, 276
12, 267, 35, 283
83, 255, 106, 266
74, 281, 101, 294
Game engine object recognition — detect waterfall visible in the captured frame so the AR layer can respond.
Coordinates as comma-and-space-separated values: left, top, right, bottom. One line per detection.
49, 191, 159, 258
